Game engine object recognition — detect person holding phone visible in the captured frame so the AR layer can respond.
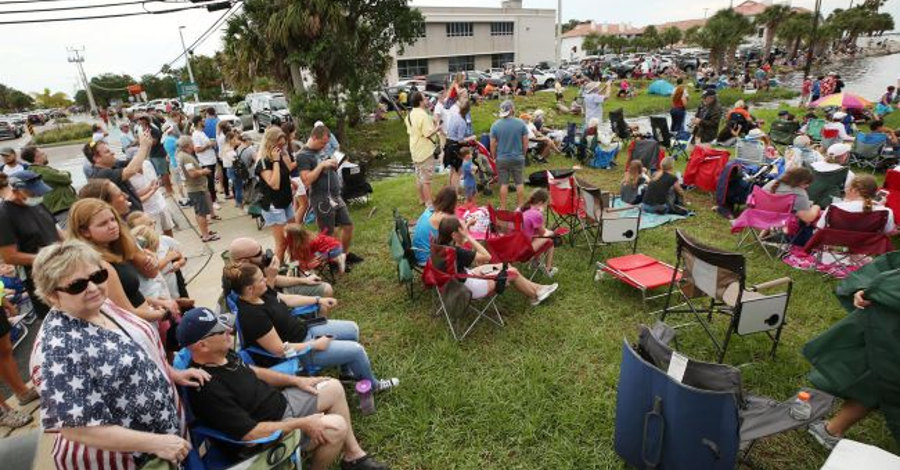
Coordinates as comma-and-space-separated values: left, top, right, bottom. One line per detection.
257, 127, 297, 263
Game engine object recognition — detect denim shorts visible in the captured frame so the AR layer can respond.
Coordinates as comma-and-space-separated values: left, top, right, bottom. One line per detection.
262, 204, 295, 227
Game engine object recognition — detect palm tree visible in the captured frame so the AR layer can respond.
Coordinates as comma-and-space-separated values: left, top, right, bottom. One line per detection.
693, 9, 753, 70
755, 4, 792, 59
776, 12, 813, 60
582, 33, 601, 55
660, 27, 683, 49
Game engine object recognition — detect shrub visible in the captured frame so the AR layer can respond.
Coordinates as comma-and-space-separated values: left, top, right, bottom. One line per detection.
33, 122, 92, 145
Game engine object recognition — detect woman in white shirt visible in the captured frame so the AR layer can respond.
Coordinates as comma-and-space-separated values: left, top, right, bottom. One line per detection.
129, 159, 175, 236
817, 174, 896, 234
215, 120, 233, 199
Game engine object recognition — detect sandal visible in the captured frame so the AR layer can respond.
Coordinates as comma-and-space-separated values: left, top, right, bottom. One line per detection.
210, 215, 222, 221
16, 387, 39, 406
0, 408, 33, 428
201, 233, 221, 242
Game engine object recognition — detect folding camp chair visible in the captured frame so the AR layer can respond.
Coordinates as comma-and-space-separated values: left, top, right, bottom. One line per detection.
546, 170, 582, 246
683, 145, 730, 193
485, 205, 558, 280
808, 166, 849, 208
559, 122, 579, 159
820, 127, 841, 152
650, 115, 688, 160
422, 245, 514, 341
803, 205, 893, 275
625, 138, 665, 172
580, 186, 641, 266
596, 254, 679, 312
883, 169, 900, 221
660, 229, 793, 363
389, 208, 424, 300
173, 349, 303, 470
731, 186, 797, 260
734, 139, 766, 166
614, 324, 834, 470
609, 108, 633, 146
768, 120, 800, 146
805, 118, 826, 142
849, 131, 889, 171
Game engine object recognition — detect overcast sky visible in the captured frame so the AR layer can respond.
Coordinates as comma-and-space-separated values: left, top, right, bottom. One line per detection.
0, 0, 896, 98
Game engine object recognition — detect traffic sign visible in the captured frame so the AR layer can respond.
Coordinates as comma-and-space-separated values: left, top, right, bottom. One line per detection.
177, 81, 199, 97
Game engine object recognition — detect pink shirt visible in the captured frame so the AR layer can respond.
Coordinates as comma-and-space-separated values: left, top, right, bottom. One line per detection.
522, 208, 544, 239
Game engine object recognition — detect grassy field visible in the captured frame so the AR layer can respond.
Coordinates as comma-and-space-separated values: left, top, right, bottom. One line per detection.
345, 84, 798, 161
32, 122, 92, 145
323, 146, 896, 469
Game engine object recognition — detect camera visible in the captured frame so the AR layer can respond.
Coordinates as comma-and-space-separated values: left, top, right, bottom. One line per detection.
261, 248, 275, 267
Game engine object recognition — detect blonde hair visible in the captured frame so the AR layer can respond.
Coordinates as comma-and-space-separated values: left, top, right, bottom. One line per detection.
67, 198, 139, 264
848, 174, 878, 212
623, 160, 645, 186
131, 225, 159, 251
32, 240, 103, 304
653, 157, 675, 181
259, 126, 286, 161
126, 211, 149, 229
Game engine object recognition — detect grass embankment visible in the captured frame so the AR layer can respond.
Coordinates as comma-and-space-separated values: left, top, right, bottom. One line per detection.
328, 150, 895, 469
32, 122, 92, 145
345, 84, 798, 160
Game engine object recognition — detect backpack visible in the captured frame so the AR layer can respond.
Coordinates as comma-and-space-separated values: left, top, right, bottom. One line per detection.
234, 147, 252, 181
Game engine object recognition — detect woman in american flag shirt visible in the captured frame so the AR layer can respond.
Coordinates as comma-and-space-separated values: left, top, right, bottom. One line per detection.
29, 239, 210, 469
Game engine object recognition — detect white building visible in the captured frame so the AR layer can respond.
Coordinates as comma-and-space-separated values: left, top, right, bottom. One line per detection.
387, 0, 556, 83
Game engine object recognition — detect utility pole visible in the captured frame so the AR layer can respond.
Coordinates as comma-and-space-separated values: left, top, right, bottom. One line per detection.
703, 8, 710, 18
67, 47, 98, 114
178, 26, 199, 102
555, 0, 562, 66
804, 0, 823, 78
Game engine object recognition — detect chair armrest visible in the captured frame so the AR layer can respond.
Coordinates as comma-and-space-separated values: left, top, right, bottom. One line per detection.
749, 277, 792, 291
243, 345, 311, 360
193, 425, 282, 446
291, 304, 319, 317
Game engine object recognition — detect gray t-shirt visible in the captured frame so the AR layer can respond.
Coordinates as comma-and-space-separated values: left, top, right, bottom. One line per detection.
763, 180, 811, 212
296, 146, 341, 202
489, 117, 529, 163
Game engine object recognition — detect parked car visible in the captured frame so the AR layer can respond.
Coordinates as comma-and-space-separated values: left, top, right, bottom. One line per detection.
0, 120, 21, 140
248, 93, 293, 132
233, 101, 255, 131
183, 101, 242, 130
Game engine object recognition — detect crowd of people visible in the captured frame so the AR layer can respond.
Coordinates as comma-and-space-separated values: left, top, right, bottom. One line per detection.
0, 105, 395, 470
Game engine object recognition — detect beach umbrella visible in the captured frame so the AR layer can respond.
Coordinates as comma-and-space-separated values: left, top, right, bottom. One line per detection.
809, 92, 873, 109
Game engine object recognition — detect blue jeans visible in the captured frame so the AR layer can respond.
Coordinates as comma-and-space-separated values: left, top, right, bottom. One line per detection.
226, 168, 244, 205
670, 107, 686, 134
305, 320, 376, 382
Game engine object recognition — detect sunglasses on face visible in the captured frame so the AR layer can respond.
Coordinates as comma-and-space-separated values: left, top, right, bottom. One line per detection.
55, 269, 109, 295
202, 328, 228, 340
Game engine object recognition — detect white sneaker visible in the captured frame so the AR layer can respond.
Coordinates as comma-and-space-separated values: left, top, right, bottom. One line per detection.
213, 202, 222, 211
531, 283, 559, 306
546, 267, 559, 278
374, 377, 399, 392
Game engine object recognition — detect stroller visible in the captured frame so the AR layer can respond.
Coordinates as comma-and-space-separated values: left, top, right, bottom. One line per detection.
715, 160, 763, 219
340, 161, 373, 204
683, 145, 730, 193
559, 123, 579, 159
474, 137, 498, 186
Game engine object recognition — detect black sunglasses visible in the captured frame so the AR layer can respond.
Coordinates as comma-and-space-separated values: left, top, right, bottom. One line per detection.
55, 269, 109, 295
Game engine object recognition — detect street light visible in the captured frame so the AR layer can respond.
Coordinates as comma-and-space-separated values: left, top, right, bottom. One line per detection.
178, 25, 200, 103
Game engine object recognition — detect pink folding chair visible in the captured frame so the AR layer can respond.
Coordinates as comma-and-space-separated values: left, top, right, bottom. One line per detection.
731, 186, 797, 260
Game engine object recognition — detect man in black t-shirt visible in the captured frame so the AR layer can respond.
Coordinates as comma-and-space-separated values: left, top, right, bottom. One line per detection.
0, 170, 64, 317
83, 130, 152, 212
178, 308, 388, 470
298, 124, 363, 266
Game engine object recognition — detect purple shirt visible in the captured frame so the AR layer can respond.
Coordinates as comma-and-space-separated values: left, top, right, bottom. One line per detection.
522, 208, 544, 239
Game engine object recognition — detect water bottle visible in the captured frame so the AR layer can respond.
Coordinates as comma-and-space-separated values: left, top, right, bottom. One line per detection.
356, 379, 375, 415
790, 391, 812, 420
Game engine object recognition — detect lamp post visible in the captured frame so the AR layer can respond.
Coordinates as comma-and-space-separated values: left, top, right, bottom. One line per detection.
555, 0, 562, 66
178, 26, 199, 102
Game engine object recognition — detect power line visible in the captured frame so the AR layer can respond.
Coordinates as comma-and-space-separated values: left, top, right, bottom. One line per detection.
0, 0, 164, 14
0, 0, 229, 24
0, 0, 190, 4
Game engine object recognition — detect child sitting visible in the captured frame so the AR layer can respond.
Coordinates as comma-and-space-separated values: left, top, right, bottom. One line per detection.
127, 211, 189, 298
617, 80, 633, 99
0, 264, 27, 317
460, 147, 478, 207
642, 157, 691, 215
620, 160, 650, 205
284, 223, 347, 274
520, 189, 558, 277
131, 225, 175, 300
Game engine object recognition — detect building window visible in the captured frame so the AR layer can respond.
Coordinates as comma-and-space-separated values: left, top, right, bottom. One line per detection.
448, 55, 475, 73
397, 59, 428, 79
491, 53, 515, 68
446, 22, 473, 37
490, 22, 514, 36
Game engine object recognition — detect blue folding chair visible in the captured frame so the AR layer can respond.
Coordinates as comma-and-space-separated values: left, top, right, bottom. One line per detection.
225, 291, 320, 376
173, 349, 301, 470
849, 131, 889, 171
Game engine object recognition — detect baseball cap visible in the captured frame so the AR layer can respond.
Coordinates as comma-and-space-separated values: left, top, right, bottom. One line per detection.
746, 128, 766, 140
314, 120, 325, 128
827, 143, 852, 157
0, 147, 15, 156
498, 100, 514, 118
9, 170, 52, 196
177, 307, 229, 347
832, 111, 847, 120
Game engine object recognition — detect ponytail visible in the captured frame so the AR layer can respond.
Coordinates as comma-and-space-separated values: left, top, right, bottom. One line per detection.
848, 175, 878, 213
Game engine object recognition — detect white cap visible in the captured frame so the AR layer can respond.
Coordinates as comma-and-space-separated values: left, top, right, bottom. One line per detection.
827, 142, 851, 157
832, 111, 847, 120
746, 128, 766, 139
314, 121, 325, 128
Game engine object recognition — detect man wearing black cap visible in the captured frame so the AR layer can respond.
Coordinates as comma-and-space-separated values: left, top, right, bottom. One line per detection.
0, 170, 65, 317
178, 308, 389, 470
691, 90, 722, 144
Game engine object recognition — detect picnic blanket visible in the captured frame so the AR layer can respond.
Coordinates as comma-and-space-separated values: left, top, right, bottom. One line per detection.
612, 200, 686, 230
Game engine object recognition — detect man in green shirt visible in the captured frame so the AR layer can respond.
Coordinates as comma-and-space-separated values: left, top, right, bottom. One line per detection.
176, 135, 219, 242
19, 146, 76, 229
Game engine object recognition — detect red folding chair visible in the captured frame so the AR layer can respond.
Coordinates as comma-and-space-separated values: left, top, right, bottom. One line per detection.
596, 253, 681, 313
882, 169, 900, 221
485, 205, 558, 280
803, 206, 893, 274
683, 146, 730, 193
546, 170, 579, 246
731, 186, 797, 260
422, 245, 516, 341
